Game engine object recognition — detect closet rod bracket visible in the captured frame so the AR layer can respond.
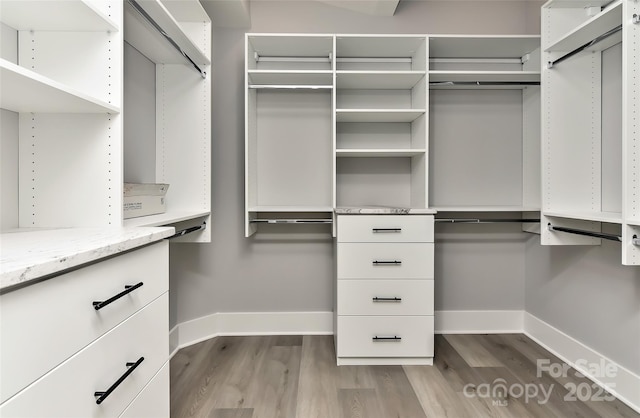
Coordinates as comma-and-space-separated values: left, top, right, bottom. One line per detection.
633, 14, 639, 24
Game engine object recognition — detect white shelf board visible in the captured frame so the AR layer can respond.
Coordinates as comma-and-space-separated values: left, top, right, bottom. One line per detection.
248, 70, 333, 85
545, 0, 622, 52
336, 149, 426, 157
336, 71, 425, 89
336, 36, 426, 58
429, 36, 540, 58
543, 0, 613, 9
626, 219, 640, 227
433, 206, 541, 212
123, 210, 210, 227
124, 0, 210, 66
336, 109, 425, 123
0, 0, 118, 31
429, 71, 540, 83
248, 206, 334, 213
249, 35, 334, 59
544, 211, 622, 224
0, 59, 120, 113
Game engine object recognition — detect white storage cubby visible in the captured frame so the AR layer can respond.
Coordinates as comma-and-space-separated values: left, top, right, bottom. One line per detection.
428, 35, 541, 213
541, 0, 639, 264
335, 35, 428, 210
123, 0, 211, 242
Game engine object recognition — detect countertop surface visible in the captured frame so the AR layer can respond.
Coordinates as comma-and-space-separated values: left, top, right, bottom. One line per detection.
335, 207, 438, 215
0, 227, 174, 291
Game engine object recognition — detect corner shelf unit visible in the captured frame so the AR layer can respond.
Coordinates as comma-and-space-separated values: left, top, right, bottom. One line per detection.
123, 0, 211, 242
428, 36, 541, 214
541, 0, 639, 264
245, 34, 543, 237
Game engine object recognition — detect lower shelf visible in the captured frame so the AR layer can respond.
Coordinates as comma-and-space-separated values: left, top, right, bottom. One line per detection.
543, 211, 622, 224
122, 210, 210, 227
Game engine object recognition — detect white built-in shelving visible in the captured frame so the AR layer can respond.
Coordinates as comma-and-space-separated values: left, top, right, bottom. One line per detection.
335, 109, 425, 123
122, 0, 211, 241
541, 0, 639, 264
428, 35, 541, 213
0, 0, 119, 31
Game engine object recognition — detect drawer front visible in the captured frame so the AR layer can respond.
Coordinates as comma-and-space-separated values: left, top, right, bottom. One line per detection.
337, 316, 434, 358
337, 280, 433, 316
0, 241, 169, 403
119, 361, 169, 418
337, 243, 433, 279
0, 294, 168, 418
337, 215, 433, 243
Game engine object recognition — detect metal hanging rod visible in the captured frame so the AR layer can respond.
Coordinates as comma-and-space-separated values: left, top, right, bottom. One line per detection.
127, 0, 207, 79
248, 85, 333, 90
547, 24, 622, 69
430, 81, 540, 86
250, 219, 333, 224
169, 221, 206, 239
337, 57, 412, 63
436, 218, 540, 224
255, 53, 332, 63
429, 58, 523, 64
547, 224, 621, 242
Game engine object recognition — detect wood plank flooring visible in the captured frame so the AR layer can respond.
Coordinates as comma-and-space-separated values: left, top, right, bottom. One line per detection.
170, 334, 639, 418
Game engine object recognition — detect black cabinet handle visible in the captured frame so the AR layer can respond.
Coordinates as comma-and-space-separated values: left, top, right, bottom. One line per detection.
372, 336, 402, 342
372, 297, 402, 302
93, 282, 144, 310
372, 260, 402, 265
372, 228, 401, 233
94, 357, 144, 405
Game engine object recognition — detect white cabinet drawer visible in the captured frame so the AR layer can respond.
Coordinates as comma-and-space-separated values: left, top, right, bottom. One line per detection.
0, 241, 169, 403
337, 280, 433, 316
337, 316, 434, 358
119, 361, 169, 418
337, 243, 433, 279
337, 215, 433, 243
0, 294, 168, 418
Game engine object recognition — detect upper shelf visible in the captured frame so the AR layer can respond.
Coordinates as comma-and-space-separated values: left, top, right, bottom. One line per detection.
0, 0, 118, 31
543, 0, 613, 8
336, 71, 425, 89
336, 109, 426, 123
545, 0, 623, 52
544, 210, 622, 224
336, 149, 426, 157
248, 70, 333, 86
122, 210, 210, 228
124, 0, 210, 66
429, 36, 541, 59
0, 59, 120, 113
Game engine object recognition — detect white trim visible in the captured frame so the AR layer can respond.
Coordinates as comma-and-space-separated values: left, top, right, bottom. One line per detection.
169, 324, 180, 359
524, 313, 640, 414
172, 311, 334, 351
337, 357, 433, 366
434, 310, 524, 334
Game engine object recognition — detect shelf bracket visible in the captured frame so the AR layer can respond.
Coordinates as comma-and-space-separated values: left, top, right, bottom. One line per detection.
633, 14, 640, 24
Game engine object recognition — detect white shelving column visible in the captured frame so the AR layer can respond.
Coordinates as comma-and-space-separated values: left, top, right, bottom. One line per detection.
123, 0, 211, 242
0, 0, 124, 228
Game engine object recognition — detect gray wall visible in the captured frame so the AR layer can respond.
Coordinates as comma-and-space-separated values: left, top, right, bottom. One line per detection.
169, 0, 544, 327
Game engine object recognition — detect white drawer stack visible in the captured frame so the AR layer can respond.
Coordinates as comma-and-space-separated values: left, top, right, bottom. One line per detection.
0, 241, 170, 418
335, 215, 434, 365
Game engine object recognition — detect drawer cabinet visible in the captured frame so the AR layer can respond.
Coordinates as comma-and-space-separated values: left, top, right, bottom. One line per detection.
0, 240, 169, 418
335, 214, 434, 365
0, 242, 168, 403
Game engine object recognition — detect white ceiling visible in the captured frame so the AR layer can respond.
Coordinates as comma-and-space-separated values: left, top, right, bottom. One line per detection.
200, 0, 401, 28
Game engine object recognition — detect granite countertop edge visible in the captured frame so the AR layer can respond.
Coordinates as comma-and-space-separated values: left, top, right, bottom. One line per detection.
334, 207, 438, 215
0, 227, 175, 292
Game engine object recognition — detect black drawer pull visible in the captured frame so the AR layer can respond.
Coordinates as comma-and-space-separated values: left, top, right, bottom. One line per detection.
373, 297, 402, 302
94, 357, 144, 405
373, 336, 402, 342
372, 260, 402, 265
93, 282, 144, 310
372, 228, 402, 233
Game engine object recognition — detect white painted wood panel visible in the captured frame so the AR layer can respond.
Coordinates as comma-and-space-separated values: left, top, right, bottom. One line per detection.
337, 215, 433, 243
119, 362, 169, 418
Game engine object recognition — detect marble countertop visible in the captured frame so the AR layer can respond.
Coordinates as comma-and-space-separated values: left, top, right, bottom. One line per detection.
335, 207, 438, 215
0, 227, 174, 291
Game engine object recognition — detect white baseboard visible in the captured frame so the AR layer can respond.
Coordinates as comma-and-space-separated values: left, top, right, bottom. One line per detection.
172, 311, 333, 352
524, 313, 640, 414
434, 310, 524, 334
169, 325, 180, 359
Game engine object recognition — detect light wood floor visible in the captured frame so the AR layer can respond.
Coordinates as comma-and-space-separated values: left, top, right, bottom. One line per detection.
170, 334, 639, 418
